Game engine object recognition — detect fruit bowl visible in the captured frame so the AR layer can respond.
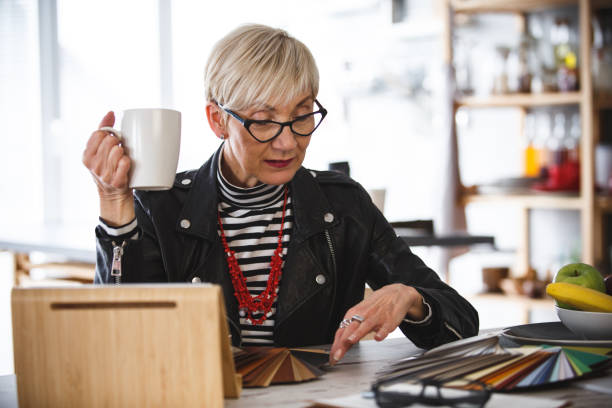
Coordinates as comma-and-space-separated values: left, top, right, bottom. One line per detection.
555, 306, 612, 340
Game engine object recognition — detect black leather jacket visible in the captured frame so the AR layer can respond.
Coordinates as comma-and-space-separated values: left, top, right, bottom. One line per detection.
95, 146, 479, 348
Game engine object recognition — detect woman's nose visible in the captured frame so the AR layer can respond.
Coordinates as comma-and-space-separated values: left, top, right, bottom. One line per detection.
271, 124, 298, 150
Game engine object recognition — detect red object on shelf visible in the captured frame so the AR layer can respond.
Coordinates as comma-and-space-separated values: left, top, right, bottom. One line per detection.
532, 160, 580, 192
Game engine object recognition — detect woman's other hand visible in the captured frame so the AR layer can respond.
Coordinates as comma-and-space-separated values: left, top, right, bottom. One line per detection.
82, 112, 135, 225
329, 284, 425, 366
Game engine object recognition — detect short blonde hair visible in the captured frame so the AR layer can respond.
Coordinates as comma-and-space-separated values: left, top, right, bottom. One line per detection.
204, 24, 319, 111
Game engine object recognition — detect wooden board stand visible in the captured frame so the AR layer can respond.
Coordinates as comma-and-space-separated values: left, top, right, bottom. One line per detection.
11, 284, 241, 407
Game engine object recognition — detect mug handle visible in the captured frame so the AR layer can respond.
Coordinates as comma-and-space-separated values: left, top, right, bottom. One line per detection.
99, 126, 123, 141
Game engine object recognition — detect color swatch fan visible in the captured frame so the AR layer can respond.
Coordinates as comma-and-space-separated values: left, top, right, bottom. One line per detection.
376, 333, 612, 392
234, 347, 329, 387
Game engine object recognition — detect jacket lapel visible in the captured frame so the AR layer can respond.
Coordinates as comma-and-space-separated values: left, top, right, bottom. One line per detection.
274, 169, 339, 331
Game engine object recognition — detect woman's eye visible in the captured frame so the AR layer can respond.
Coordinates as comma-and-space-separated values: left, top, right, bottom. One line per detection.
251, 113, 270, 121
250, 122, 276, 130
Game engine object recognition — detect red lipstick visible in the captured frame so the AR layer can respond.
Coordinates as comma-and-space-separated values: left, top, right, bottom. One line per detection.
265, 158, 293, 168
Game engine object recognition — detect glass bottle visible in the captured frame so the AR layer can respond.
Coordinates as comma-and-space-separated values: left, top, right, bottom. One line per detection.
567, 112, 581, 163
524, 114, 539, 177
518, 33, 534, 93
551, 18, 579, 92
535, 112, 552, 178
552, 18, 571, 69
493, 45, 511, 94
551, 112, 568, 165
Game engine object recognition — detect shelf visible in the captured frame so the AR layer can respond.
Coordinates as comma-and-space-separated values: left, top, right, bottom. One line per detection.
451, 0, 576, 13
462, 193, 583, 209
455, 92, 582, 108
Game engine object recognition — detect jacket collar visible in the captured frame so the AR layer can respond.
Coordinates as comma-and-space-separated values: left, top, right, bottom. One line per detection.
175, 144, 222, 240
176, 144, 338, 243
289, 167, 338, 243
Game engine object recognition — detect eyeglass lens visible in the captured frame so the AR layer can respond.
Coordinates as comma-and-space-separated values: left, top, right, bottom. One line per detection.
374, 381, 490, 408
248, 111, 324, 141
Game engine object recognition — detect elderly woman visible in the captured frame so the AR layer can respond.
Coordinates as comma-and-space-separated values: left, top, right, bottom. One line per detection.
83, 24, 478, 365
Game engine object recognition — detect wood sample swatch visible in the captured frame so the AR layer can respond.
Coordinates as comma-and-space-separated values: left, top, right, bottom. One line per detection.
234, 347, 328, 387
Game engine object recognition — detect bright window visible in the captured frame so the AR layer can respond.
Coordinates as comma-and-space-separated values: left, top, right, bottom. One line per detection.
0, 0, 43, 223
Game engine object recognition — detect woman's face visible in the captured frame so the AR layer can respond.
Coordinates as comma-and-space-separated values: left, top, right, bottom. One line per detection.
219, 93, 314, 188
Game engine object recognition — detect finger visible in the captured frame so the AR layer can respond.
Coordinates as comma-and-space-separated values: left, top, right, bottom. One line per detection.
374, 322, 396, 342
90, 136, 121, 183
85, 125, 120, 170
95, 132, 122, 165
329, 321, 350, 365
102, 144, 124, 185
330, 337, 353, 366
330, 317, 367, 364
110, 154, 131, 189
345, 317, 378, 344
99, 111, 115, 129
83, 130, 108, 165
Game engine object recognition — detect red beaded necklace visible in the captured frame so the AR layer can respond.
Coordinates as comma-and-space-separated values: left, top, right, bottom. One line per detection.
217, 187, 288, 325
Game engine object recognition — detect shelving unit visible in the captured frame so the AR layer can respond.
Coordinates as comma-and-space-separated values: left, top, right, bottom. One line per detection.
456, 92, 582, 107
444, 0, 609, 274
462, 193, 583, 209
451, 0, 577, 13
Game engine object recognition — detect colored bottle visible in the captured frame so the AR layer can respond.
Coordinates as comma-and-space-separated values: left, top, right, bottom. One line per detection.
524, 114, 539, 177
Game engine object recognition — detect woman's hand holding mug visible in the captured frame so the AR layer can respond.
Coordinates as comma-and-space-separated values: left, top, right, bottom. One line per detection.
82, 111, 135, 226
83, 109, 181, 226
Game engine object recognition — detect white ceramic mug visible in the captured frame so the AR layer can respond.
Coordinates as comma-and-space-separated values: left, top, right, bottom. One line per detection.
100, 108, 181, 190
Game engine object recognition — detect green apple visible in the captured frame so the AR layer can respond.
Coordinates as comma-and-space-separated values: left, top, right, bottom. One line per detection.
554, 263, 606, 309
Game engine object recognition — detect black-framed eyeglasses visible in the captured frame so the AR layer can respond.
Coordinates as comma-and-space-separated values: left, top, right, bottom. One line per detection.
216, 99, 327, 143
371, 378, 491, 408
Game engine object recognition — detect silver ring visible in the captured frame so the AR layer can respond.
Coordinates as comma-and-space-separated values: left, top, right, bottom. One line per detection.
351, 314, 365, 323
339, 318, 351, 329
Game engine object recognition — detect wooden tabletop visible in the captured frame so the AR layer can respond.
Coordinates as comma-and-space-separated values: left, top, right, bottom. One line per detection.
1, 336, 611, 407
226, 338, 419, 408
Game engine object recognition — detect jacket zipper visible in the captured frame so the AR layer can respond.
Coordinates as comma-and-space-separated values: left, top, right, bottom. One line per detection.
111, 241, 126, 285
324, 229, 337, 275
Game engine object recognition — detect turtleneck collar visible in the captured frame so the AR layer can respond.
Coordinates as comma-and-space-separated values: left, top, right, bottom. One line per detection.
216, 149, 286, 209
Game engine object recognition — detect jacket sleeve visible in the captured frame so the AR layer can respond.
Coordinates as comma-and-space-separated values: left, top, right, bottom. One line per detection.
94, 195, 167, 284
365, 198, 479, 349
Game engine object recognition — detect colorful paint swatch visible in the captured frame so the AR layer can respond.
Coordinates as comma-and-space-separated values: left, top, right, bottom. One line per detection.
376, 335, 612, 392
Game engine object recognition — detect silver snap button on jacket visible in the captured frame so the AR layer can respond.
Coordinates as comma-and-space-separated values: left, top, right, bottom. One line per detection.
315, 274, 326, 285
191, 276, 201, 283
180, 219, 191, 229
324, 213, 334, 223
181, 178, 192, 185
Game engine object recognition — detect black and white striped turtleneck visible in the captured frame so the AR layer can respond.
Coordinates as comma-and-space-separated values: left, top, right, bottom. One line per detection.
216, 163, 293, 346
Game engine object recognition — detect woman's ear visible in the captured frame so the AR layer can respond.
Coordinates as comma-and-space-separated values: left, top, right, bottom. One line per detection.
205, 102, 227, 139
